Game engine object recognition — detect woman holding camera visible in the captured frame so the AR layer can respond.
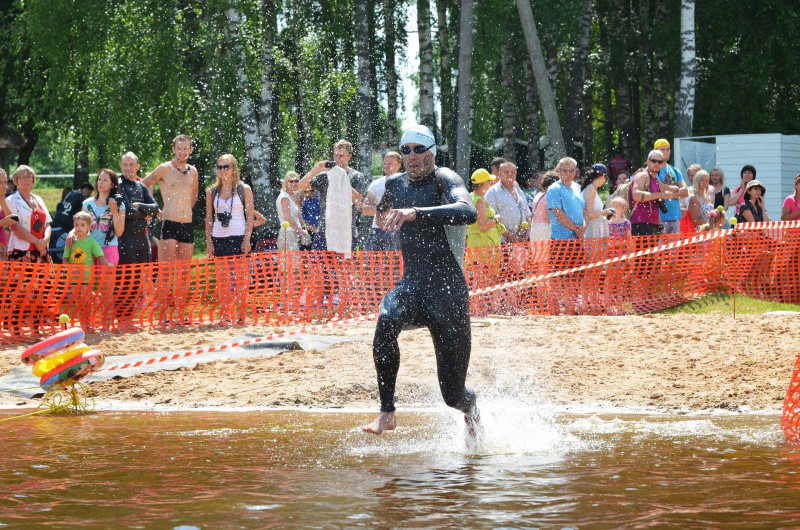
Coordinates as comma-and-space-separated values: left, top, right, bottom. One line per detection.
276, 171, 308, 251
82, 168, 126, 265
205, 154, 254, 257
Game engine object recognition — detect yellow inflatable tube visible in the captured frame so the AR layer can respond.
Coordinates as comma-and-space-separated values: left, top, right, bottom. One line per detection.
32, 344, 89, 378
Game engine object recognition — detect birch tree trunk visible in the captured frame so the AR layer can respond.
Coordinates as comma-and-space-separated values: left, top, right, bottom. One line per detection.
654, 2, 670, 135
223, 6, 272, 215
257, 0, 278, 219
674, 0, 696, 138
562, 0, 592, 158
522, 56, 541, 170
383, 0, 399, 147
355, 0, 373, 174
453, 0, 475, 177
368, 0, 381, 144
608, 0, 639, 164
344, 36, 359, 141
417, 0, 436, 131
598, 14, 615, 160
500, 40, 518, 163
581, 78, 593, 164
436, 0, 454, 161
515, 0, 566, 160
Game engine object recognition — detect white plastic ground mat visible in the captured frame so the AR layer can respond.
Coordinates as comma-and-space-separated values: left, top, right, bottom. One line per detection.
1, 334, 367, 398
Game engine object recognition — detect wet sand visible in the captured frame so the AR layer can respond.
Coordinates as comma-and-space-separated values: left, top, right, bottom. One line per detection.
1, 314, 796, 413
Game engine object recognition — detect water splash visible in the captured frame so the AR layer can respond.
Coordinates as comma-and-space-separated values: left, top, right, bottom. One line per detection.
345, 396, 587, 458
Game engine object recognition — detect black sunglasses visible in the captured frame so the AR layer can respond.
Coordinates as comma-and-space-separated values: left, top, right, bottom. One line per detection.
400, 144, 434, 155
217, 164, 231, 170
649, 158, 664, 164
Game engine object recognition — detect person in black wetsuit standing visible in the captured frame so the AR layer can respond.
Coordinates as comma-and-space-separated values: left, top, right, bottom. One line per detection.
118, 152, 158, 264
361, 124, 481, 436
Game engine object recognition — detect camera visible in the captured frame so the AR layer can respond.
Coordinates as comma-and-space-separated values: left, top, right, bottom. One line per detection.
324, 160, 336, 168
111, 193, 125, 206
654, 199, 668, 213
217, 211, 232, 227
606, 208, 616, 220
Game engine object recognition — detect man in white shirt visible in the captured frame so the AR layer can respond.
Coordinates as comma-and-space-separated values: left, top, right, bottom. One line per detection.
484, 162, 531, 243
361, 151, 402, 250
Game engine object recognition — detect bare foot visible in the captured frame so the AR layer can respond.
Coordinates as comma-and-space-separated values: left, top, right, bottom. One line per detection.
361, 412, 397, 435
465, 408, 483, 442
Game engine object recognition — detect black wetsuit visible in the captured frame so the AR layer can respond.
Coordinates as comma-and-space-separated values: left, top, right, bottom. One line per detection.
118, 177, 157, 264
373, 167, 478, 414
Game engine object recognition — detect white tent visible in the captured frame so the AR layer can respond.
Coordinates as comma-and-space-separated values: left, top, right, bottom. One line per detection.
675, 133, 800, 220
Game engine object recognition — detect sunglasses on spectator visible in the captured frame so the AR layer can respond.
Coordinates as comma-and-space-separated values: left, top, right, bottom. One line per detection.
400, 144, 434, 155
288, 179, 300, 183
217, 164, 231, 170
649, 158, 664, 164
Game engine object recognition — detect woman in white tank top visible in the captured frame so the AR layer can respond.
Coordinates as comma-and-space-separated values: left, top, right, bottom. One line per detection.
276, 171, 308, 251
204, 154, 254, 257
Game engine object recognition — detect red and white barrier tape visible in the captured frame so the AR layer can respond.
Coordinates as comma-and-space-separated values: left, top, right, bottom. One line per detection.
468, 229, 725, 297
98, 312, 378, 372
735, 220, 800, 230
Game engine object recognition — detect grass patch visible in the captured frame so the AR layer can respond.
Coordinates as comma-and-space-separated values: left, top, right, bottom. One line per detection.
193, 225, 207, 257
34, 187, 67, 215
656, 293, 800, 315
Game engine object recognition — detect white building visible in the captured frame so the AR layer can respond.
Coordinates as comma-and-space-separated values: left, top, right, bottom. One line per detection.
675, 133, 800, 220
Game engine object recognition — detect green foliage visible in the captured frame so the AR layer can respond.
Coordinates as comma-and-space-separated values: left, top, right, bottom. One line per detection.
695, 0, 800, 135
3, 0, 799, 202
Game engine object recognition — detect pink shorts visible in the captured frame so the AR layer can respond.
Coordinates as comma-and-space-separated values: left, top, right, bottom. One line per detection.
103, 245, 119, 266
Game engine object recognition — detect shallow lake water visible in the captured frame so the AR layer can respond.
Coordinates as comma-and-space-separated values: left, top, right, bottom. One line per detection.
1, 403, 799, 528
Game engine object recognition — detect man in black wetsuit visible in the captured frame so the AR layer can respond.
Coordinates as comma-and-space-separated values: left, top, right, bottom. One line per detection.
118, 152, 158, 264
361, 124, 481, 437
114, 152, 160, 331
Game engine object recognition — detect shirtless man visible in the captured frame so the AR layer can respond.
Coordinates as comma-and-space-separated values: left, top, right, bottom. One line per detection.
143, 135, 199, 261
361, 125, 481, 440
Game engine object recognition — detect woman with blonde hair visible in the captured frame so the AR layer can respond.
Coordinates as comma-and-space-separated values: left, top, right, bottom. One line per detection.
205, 154, 254, 257
6, 165, 52, 263
709, 167, 729, 209
687, 170, 715, 230
276, 170, 309, 251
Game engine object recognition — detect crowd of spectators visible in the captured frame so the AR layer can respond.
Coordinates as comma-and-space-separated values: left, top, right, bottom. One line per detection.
2, 136, 800, 272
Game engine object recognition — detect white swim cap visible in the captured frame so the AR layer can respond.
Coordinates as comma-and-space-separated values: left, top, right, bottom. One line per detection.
400, 125, 436, 156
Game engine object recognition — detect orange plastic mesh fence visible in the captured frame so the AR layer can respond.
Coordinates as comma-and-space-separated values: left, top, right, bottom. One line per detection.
782, 351, 800, 443
1, 223, 799, 345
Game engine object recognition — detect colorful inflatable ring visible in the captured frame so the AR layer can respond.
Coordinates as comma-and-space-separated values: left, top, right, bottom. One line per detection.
32, 345, 89, 378
39, 350, 104, 390
21, 327, 85, 365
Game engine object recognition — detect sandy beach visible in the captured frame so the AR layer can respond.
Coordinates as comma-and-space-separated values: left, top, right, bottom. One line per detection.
1, 313, 796, 413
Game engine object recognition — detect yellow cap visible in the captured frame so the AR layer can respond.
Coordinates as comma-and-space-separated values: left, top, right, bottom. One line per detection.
654, 138, 670, 149
471, 168, 496, 185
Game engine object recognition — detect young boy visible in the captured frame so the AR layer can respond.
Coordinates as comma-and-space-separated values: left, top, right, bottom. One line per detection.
64, 211, 112, 266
